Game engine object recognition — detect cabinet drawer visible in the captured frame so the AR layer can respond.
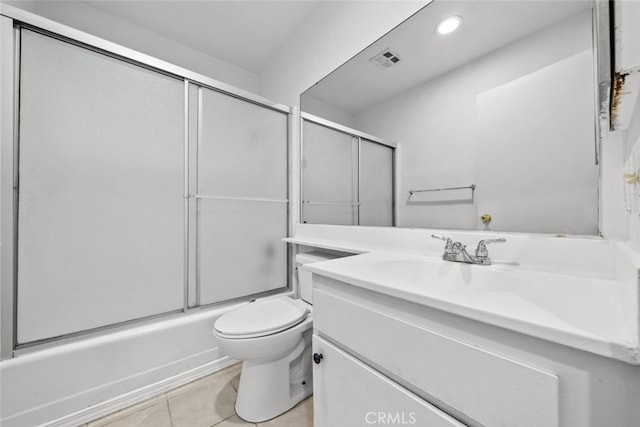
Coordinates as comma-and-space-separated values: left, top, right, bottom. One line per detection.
313, 286, 559, 427
313, 335, 465, 427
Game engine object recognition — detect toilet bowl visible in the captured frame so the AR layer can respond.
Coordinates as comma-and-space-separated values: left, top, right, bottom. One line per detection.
213, 251, 340, 423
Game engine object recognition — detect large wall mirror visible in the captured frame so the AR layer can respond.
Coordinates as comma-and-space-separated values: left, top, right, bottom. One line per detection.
301, 0, 611, 235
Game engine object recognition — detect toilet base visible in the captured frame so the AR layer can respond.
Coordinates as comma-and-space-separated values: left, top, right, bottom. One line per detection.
235, 331, 313, 423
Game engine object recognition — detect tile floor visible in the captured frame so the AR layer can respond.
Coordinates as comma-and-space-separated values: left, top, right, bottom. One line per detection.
85, 363, 313, 427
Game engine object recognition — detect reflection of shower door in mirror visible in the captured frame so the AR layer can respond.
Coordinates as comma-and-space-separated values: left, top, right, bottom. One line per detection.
301, 117, 395, 226
360, 139, 394, 227
302, 120, 359, 225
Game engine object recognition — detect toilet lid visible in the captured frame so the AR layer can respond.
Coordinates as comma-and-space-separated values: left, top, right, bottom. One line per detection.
214, 297, 309, 338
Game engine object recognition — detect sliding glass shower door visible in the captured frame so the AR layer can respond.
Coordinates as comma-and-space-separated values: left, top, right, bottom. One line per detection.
17, 29, 185, 343
14, 28, 289, 346
196, 88, 288, 305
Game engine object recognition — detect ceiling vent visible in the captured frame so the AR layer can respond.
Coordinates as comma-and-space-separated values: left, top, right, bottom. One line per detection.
369, 48, 401, 70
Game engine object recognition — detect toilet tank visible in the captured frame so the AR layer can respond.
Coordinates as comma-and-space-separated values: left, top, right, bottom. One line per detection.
295, 251, 342, 304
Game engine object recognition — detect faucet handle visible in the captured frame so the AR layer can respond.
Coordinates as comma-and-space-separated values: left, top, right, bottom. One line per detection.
475, 238, 506, 257
431, 234, 453, 248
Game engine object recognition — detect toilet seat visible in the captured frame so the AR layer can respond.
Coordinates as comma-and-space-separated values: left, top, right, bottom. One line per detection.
214, 297, 310, 339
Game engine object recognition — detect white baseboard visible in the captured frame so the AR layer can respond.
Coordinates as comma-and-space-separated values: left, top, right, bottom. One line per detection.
42, 356, 238, 427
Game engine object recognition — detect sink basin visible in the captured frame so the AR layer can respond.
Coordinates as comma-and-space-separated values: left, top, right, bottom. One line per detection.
368, 258, 514, 292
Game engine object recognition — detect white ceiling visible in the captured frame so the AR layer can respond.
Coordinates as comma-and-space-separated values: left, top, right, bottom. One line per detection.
83, 0, 323, 73
303, 0, 593, 114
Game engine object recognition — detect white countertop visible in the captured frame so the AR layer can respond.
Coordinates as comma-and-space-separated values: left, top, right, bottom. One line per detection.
304, 251, 640, 365
283, 236, 371, 254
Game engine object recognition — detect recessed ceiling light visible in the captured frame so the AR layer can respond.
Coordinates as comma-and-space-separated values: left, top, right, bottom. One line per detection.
436, 16, 463, 35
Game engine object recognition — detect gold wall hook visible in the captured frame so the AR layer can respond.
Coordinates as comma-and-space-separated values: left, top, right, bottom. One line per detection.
624, 173, 639, 184
480, 214, 492, 224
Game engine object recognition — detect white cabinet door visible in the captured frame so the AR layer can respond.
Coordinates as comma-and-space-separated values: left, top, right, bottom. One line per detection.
312, 335, 465, 427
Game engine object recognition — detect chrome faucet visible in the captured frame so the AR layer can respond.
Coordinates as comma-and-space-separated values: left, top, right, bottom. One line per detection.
432, 234, 506, 265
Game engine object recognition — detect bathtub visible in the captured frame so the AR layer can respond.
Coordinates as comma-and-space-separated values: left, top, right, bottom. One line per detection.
0, 291, 294, 427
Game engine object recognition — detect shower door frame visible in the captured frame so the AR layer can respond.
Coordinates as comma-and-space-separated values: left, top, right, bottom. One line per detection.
0, 4, 293, 359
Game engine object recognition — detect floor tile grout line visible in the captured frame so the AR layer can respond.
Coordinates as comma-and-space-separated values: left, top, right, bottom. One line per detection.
211, 413, 233, 427
164, 392, 175, 427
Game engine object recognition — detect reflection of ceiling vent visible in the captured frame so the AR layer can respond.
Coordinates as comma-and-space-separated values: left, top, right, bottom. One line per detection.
369, 48, 400, 70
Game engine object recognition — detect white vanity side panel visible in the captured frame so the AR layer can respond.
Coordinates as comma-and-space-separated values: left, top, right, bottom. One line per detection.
314, 288, 559, 427
312, 335, 465, 427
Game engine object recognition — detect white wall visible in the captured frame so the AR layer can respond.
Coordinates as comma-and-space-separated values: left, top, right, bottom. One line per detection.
258, 1, 427, 106
355, 11, 597, 234
303, 95, 356, 128
2, 0, 259, 93
613, 92, 640, 246
600, 129, 628, 240
474, 49, 597, 235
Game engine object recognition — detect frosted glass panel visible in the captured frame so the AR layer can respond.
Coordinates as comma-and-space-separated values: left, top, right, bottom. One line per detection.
302, 203, 357, 226
360, 140, 394, 226
198, 199, 287, 305
196, 88, 288, 305
17, 30, 184, 343
302, 121, 357, 224
199, 88, 288, 199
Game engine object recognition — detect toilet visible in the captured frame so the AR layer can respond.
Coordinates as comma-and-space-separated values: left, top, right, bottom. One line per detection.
213, 251, 339, 423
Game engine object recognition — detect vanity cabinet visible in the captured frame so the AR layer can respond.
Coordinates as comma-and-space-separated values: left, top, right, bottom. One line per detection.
311, 273, 640, 427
